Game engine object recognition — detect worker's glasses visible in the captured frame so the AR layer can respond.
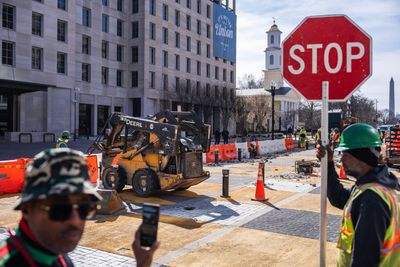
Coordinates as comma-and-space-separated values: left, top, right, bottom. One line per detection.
39, 202, 98, 221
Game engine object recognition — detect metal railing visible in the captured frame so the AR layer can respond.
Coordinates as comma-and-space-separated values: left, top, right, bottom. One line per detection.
18, 133, 32, 144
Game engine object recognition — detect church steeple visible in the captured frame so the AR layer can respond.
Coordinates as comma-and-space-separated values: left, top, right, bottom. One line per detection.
265, 19, 282, 71
264, 20, 283, 88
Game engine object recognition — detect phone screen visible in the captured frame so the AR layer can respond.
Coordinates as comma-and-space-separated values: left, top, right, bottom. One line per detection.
140, 204, 160, 247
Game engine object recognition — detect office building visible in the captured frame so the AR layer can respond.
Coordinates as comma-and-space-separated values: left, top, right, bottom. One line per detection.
0, 0, 236, 141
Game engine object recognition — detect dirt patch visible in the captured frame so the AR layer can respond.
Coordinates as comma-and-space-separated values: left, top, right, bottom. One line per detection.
81, 214, 222, 259
170, 228, 337, 267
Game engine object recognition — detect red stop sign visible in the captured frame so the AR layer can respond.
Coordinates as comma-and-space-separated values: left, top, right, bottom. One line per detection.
282, 15, 372, 101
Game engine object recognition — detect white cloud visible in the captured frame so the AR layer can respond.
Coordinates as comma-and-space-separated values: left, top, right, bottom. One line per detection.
236, 0, 400, 112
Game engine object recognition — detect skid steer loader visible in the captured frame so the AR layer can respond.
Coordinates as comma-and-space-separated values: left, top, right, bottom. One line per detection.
89, 110, 211, 197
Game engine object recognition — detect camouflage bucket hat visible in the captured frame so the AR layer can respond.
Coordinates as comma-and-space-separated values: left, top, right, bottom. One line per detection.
15, 148, 102, 210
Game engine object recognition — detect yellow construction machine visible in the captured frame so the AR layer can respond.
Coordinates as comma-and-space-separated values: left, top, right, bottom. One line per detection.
89, 111, 211, 197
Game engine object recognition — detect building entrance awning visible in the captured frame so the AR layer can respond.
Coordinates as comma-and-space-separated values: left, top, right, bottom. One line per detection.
0, 79, 51, 95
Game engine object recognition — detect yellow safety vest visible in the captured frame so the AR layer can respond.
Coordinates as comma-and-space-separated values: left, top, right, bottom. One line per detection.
337, 183, 400, 266
56, 139, 68, 148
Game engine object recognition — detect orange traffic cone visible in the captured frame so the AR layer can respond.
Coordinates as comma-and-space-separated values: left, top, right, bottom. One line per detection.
339, 165, 347, 179
252, 163, 268, 202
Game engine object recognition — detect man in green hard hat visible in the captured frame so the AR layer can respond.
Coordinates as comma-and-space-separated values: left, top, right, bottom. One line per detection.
316, 123, 400, 267
56, 130, 71, 148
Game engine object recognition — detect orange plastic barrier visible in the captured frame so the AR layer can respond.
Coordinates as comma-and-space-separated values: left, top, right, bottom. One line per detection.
0, 158, 30, 194
86, 155, 99, 184
206, 145, 226, 163
206, 145, 217, 163
285, 138, 290, 150
285, 138, 295, 150
221, 144, 237, 161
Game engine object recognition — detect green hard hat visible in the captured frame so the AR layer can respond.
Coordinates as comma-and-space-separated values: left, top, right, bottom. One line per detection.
61, 130, 71, 139
336, 123, 382, 151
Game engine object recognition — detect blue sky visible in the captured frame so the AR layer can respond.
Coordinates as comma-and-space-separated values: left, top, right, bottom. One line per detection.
236, 0, 400, 112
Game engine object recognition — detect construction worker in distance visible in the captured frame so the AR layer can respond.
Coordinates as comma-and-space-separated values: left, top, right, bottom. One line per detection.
0, 148, 159, 267
329, 128, 335, 146
378, 129, 385, 142
333, 128, 341, 149
56, 130, 70, 148
316, 123, 400, 266
299, 127, 307, 148
315, 128, 322, 144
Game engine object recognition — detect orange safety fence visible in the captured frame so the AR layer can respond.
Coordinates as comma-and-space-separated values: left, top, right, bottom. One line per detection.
221, 144, 237, 161
86, 155, 99, 184
0, 158, 31, 194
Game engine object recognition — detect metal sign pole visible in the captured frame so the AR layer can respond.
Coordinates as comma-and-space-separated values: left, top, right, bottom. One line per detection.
320, 81, 329, 267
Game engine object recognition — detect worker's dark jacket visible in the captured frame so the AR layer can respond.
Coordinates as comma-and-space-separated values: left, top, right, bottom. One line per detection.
0, 218, 74, 266
327, 162, 400, 267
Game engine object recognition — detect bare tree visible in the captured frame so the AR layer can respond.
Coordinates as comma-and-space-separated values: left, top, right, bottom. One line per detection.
238, 74, 264, 89
251, 95, 271, 132
329, 92, 377, 125
196, 85, 216, 125
281, 109, 297, 130
235, 96, 250, 135
160, 86, 172, 111
219, 89, 236, 130
299, 100, 321, 130
175, 81, 190, 109
378, 109, 391, 125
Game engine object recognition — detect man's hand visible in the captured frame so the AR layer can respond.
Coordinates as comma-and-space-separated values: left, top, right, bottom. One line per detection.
132, 226, 160, 267
316, 144, 333, 162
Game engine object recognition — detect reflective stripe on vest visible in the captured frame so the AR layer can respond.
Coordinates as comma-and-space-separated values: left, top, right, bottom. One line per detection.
56, 141, 67, 148
337, 183, 400, 267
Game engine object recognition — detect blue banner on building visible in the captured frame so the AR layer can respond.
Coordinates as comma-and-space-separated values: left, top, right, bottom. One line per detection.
213, 3, 236, 63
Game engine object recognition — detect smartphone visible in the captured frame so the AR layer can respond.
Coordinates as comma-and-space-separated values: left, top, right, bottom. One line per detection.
140, 203, 160, 247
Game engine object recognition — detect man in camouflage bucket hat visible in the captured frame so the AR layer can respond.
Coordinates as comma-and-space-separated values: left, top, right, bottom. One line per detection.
0, 148, 160, 267
0, 148, 102, 266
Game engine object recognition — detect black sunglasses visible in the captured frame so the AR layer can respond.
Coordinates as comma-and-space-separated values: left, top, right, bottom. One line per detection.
39, 202, 98, 221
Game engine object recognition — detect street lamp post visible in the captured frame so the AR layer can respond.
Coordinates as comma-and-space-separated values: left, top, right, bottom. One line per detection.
73, 87, 80, 140
270, 81, 276, 140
